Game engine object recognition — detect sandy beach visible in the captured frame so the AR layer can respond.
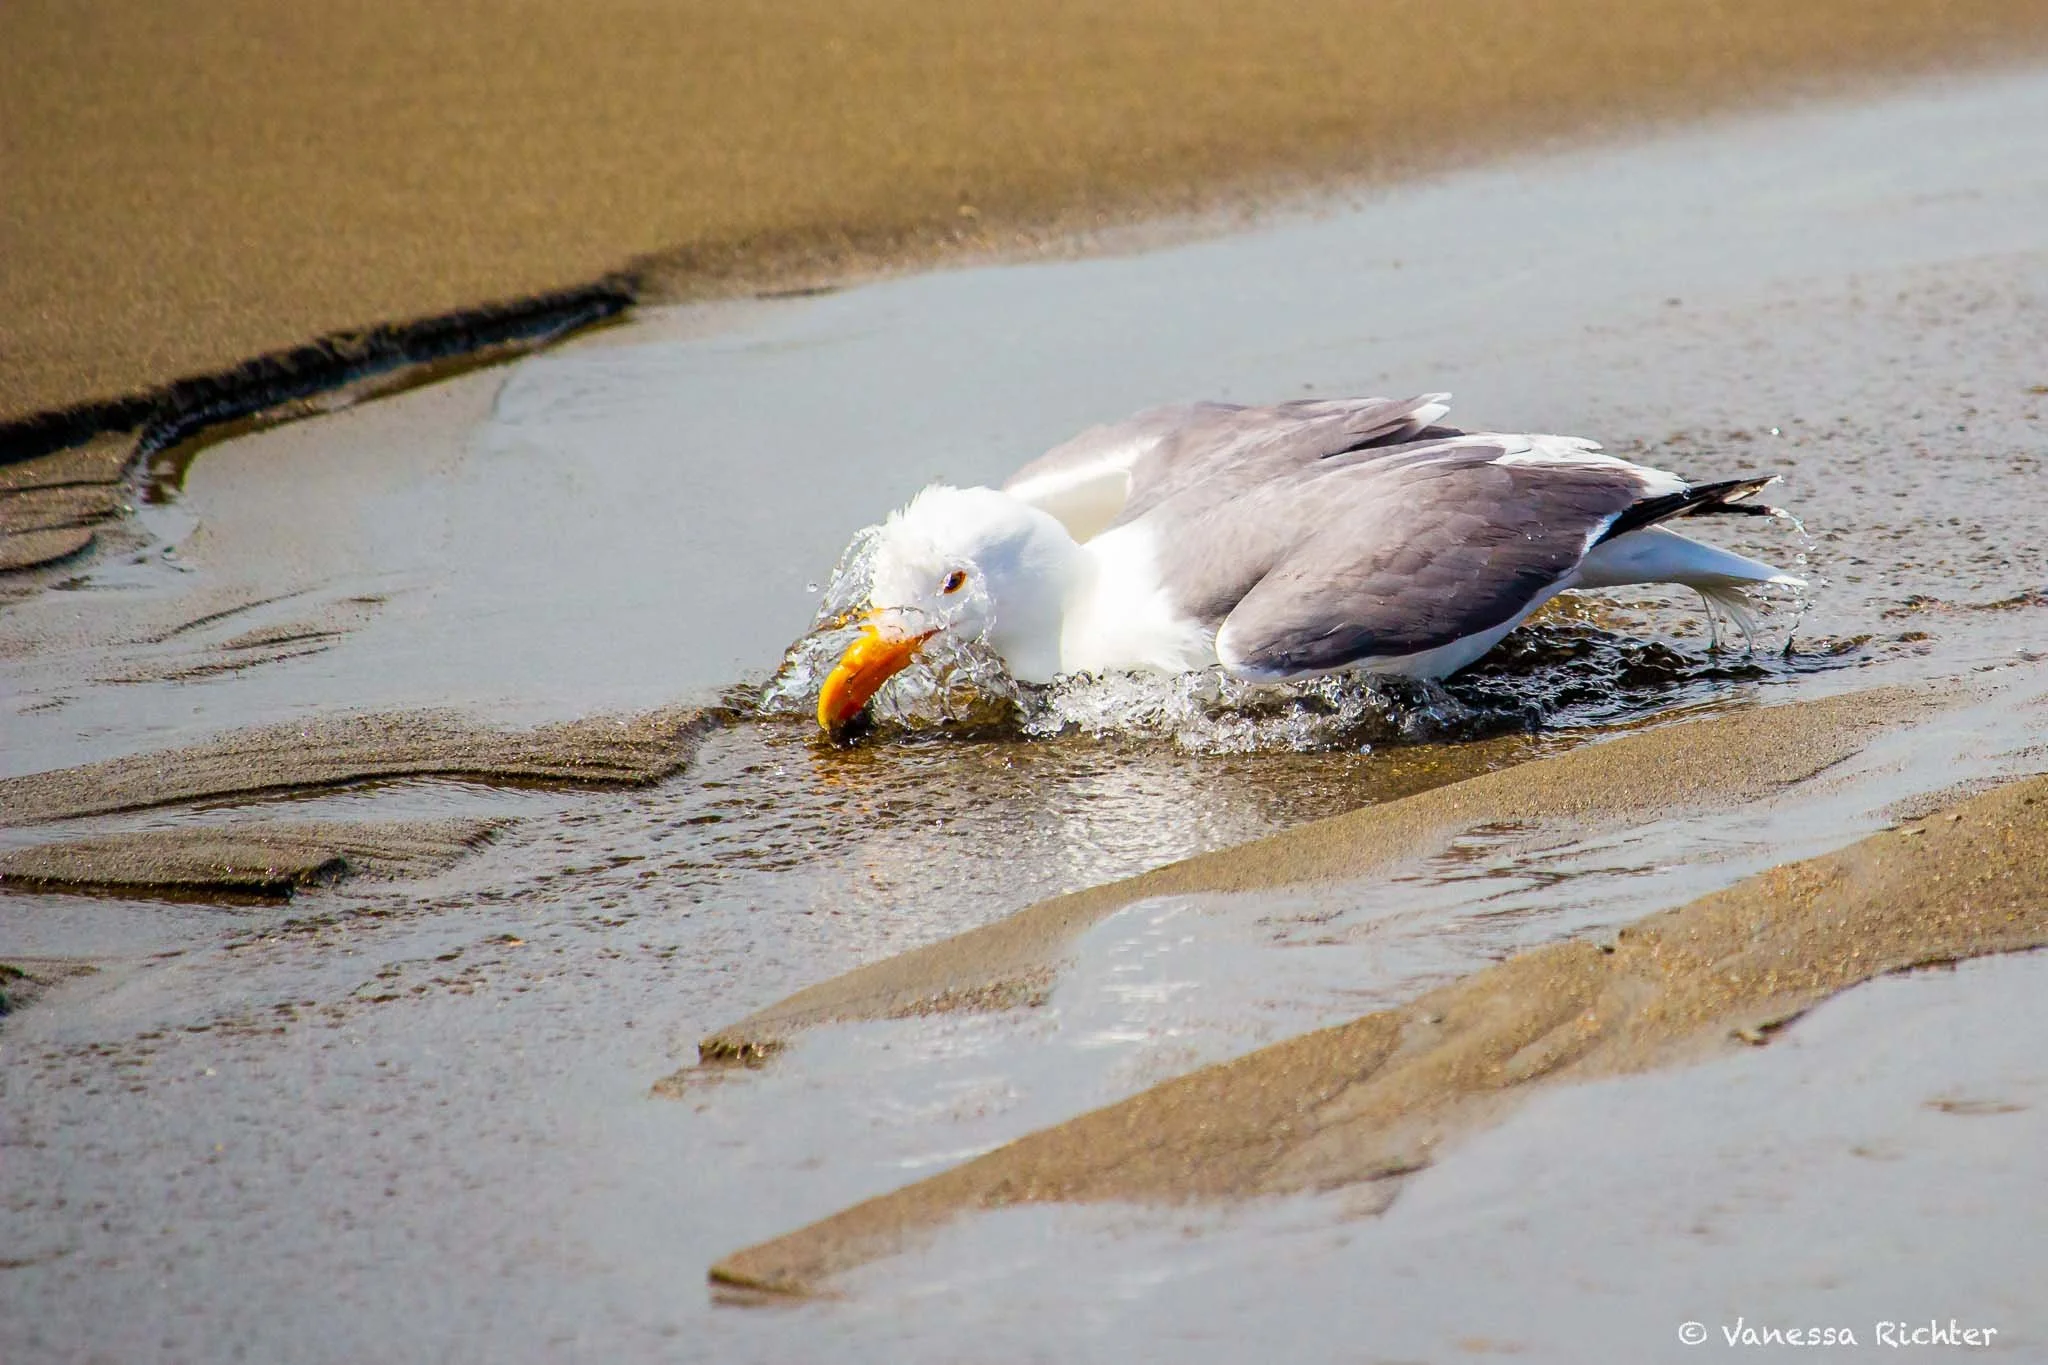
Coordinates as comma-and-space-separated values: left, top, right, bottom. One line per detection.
7, 0, 2048, 432
5, 7, 2048, 1362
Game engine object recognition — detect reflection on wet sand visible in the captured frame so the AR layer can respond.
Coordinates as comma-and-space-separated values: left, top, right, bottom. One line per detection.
632, 716, 1546, 953
711, 755, 2048, 1295
699, 685, 1935, 1056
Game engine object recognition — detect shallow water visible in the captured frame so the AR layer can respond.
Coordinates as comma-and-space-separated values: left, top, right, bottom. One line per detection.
823, 949, 2048, 1363
5, 67, 2048, 1365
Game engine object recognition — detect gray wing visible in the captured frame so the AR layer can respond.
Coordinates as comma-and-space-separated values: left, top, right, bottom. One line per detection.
1003, 394, 1453, 542
1183, 437, 1665, 679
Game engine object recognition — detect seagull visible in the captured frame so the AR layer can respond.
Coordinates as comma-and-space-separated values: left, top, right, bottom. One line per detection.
816, 393, 1803, 731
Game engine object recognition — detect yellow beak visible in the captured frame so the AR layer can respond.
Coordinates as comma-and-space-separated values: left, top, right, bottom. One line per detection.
816, 619, 935, 732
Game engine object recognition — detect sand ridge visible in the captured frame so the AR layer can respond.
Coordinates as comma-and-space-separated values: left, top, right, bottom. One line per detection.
0, 707, 720, 901
709, 765, 2048, 1294
0, 706, 721, 825
699, 686, 1941, 1059
0, 820, 508, 899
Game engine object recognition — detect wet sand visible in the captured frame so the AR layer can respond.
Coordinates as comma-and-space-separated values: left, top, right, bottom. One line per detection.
7, 0, 2048, 431
0, 707, 716, 824
702, 687, 1939, 1057
0, 434, 127, 572
712, 769, 2048, 1293
0, 820, 505, 899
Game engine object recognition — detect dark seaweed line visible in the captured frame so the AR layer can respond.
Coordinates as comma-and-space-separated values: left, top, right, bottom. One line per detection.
0, 277, 636, 468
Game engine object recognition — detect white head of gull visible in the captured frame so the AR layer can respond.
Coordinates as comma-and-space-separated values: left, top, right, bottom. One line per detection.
816, 393, 1804, 731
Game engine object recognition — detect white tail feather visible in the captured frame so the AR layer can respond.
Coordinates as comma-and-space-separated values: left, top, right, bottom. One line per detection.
1578, 525, 1801, 655
1577, 525, 1804, 592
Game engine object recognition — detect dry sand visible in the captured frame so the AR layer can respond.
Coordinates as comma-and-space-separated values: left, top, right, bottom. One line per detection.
8, 0, 2048, 431
711, 767, 2048, 1295
700, 686, 1940, 1059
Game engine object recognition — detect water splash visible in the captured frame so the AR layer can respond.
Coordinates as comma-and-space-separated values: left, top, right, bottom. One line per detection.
1022, 669, 1500, 753
760, 522, 1858, 752
758, 522, 1031, 735
1768, 505, 1822, 651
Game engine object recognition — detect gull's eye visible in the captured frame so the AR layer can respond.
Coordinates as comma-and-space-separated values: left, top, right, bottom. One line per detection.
941, 569, 968, 595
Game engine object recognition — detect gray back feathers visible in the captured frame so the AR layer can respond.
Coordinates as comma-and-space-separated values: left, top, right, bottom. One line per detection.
1007, 395, 1693, 677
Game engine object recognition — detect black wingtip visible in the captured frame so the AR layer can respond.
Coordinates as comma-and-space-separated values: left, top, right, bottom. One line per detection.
1599, 475, 1784, 544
